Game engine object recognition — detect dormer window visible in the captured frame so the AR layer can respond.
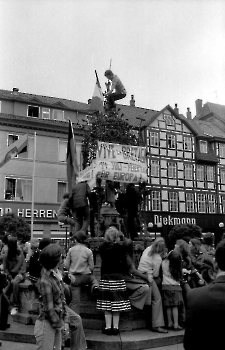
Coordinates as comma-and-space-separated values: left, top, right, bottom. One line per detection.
199, 140, 208, 153
164, 114, 175, 126
42, 108, 50, 119
28, 105, 39, 118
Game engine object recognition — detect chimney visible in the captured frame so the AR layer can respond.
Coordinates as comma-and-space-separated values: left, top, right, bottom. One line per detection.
12, 87, 19, 95
186, 107, 192, 120
130, 95, 135, 107
174, 103, 179, 114
195, 99, 202, 115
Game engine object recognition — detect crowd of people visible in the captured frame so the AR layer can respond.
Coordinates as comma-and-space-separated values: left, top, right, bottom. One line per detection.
0, 225, 221, 349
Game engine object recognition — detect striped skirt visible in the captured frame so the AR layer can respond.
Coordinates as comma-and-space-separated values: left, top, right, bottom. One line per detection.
96, 273, 131, 312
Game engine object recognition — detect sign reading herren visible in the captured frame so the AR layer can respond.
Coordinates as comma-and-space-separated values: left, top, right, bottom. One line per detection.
154, 214, 196, 226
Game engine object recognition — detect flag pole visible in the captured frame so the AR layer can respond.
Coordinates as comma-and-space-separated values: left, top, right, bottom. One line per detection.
31, 132, 37, 240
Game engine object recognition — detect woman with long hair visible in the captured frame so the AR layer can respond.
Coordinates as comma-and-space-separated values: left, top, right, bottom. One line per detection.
162, 250, 184, 330
3, 236, 26, 315
138, 237, 168, 333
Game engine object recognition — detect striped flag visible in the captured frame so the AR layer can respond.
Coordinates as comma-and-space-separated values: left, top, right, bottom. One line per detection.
0, 134, 28, 168
67, 120, 79, 194
90, 70, 104, 113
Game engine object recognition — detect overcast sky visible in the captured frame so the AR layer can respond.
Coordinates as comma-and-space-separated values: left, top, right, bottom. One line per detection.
1, 0, 225, 117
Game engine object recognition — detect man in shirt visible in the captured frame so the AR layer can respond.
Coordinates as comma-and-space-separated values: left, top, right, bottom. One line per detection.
184, 238, 225, 350
104, 69, 126, 109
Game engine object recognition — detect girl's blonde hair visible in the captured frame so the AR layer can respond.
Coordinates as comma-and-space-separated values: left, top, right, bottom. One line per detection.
105, 226, 120, 243
149, 237, 166, 257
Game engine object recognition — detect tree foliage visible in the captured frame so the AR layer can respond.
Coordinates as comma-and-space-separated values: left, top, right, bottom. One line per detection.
0, 213, 31, 242
168, 224, 202, 249
82, 113, 138, 168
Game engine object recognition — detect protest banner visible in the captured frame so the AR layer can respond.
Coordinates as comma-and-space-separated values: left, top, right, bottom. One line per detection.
77, 142, 147, 187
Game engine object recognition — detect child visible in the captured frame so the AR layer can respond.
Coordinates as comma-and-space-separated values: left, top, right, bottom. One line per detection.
96, 226, 131, 335
35, 243, 87, 350
64, 230, 99, 315
162, 250, 184, 331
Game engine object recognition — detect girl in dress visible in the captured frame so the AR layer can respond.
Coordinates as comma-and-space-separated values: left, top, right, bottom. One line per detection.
96, 226, 131, 335
162, 250, 184, 331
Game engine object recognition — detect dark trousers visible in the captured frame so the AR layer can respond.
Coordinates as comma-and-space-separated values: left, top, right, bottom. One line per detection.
106, 92, 126, 108
74, 205, 90, 233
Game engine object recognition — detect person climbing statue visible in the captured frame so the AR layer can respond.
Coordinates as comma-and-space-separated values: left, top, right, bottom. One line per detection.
104, 69, 126, 110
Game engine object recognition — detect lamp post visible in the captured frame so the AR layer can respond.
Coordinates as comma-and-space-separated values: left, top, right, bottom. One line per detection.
58, 222, 70, 251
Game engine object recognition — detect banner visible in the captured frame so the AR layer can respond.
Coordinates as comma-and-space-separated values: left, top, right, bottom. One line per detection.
77, 142, 147, 186
96, 141, 146, 164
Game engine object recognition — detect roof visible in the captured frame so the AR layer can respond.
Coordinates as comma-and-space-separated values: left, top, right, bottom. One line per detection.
0, 88, 159, 129
0, 88, 90, 112
195, 102, 225, 120
116, 104, 159, 128
193, 102, 225, 139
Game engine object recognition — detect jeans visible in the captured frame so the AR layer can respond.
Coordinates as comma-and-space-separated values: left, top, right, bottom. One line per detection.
70, 274, 99, 314
34, 319, 62, 350
151, 279, 165, 328
66, 306, 87, 350
106, 92, 126, 108
34, 307, 87, 350
7, 274, 25, 307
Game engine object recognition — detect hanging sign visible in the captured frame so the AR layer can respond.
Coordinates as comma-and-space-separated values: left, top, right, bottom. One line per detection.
77, 142, 147, 186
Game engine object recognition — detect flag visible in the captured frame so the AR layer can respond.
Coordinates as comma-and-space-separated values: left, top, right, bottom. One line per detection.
67, 120, 79, 194
0, 134, 28, 168
89, 70, 104, 113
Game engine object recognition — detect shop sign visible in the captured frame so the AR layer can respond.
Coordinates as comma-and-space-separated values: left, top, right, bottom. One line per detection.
0, 206, 58, 219
154, 214, 196, 226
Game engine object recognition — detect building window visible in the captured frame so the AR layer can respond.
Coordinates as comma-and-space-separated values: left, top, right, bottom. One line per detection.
184, 137, 192, 151
149, 132, 159, 146
57, 181, 67, 203
54, 110, 65, 121
151, 160, 159, 177
199, 140, 208, 153
208, 194, 216, 213
169, 192, 178, 212
168, 162, 176, 178
8, 134, 18, 147
164, 114, 175, 126
5, 177, 32, 201
28, 105, 39, 118
152, 191, 160, 211
186, 193, 195, 212
167, 135, 176, 149
219, 143, 225, 158
59, 141, 67, 162
207, 166, 214, 182
196, 165, 204, 181
184, 164, 193, 180
8, 134, 28, 159
42, 108, 50, 119
198, 194, 206, 213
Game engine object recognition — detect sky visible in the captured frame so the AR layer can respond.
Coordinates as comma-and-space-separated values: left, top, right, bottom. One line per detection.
0, 0, 225, 118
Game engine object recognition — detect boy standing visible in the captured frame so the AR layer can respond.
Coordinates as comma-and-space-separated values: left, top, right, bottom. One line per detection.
64, 231, 99, 314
